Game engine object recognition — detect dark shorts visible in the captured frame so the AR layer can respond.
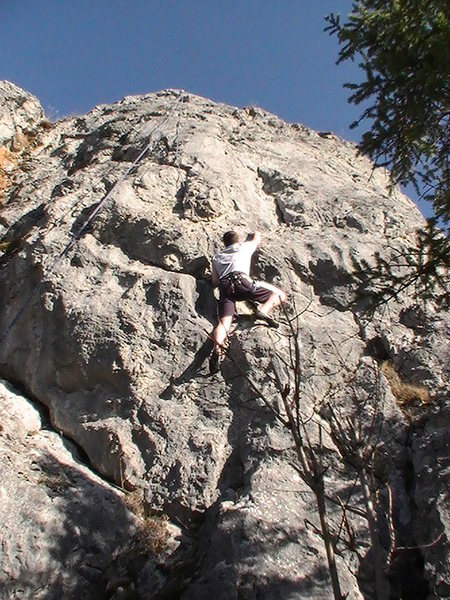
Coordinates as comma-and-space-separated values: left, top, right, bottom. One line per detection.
217, 272, 276, 318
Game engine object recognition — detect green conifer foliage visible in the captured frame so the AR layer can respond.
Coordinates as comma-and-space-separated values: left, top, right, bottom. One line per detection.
326, 0, 449, 309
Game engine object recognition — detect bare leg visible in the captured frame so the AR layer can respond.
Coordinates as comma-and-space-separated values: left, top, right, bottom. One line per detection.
213, 315, 233, 354
210, 314, 233, 373
258, 289, 287, 315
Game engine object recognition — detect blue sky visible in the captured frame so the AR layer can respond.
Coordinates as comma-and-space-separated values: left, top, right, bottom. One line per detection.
0, 0, 430, 217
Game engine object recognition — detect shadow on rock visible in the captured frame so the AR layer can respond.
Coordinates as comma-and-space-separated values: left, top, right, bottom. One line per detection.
1, 448, 138, 600
176, 336, 292, 598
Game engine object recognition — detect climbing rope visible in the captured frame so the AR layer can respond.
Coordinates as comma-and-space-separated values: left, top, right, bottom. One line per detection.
63, 92, 186, 257
174, 100, 183, 167
0, 91, 186, 344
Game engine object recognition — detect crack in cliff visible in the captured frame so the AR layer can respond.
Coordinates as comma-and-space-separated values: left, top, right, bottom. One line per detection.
347, 316, 433, 598
386, 426, 431, 599
0, 373, 127, 494
165, 332, 278, 597
256, 166, 296, 227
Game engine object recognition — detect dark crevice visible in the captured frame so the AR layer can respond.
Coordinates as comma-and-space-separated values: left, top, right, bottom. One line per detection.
0, 373, 121, 491
173, 166, 190, 215
0, 204, 47, 266
308, 257, 355, 311
383, 427, 431, 599
1, 375, 51, 427
274, 197, 287, 225
389, 549, 429, 599
256, 167, 299, 227
365, 335, 391, 361
194, 277, 217, 323
257, 166, 300, 195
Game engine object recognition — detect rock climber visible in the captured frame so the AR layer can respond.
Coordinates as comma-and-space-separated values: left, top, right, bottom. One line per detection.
209, 230, 286, 373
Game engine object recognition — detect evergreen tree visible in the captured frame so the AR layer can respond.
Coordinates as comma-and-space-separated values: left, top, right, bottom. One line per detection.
326, 0, 449, 309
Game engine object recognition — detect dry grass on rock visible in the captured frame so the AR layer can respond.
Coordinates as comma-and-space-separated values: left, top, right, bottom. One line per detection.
0, 146, 16, 200
125, 490, 169, 556
381, 360, 430, 416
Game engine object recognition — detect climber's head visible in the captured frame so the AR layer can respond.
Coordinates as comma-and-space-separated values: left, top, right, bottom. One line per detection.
223, 230, 240, 247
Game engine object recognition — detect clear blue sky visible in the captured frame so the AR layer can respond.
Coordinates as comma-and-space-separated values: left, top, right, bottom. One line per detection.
0, 0, 430, 217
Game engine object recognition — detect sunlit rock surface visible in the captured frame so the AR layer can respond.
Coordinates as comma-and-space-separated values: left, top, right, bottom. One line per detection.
0, 81, 448, 599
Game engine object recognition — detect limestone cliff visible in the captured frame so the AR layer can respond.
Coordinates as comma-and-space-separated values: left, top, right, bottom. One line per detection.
0, 81, 448, 599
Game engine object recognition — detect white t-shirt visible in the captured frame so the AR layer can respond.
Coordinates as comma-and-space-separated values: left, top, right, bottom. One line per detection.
212, 240, 258, 279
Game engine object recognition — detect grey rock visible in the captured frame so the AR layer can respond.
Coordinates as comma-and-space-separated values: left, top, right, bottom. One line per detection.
0, 379, 137, 599
0, 84, 448, 599
0, 81, 45, 146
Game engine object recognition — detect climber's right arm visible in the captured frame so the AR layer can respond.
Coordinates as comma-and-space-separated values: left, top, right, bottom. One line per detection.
246, 231, 262, 250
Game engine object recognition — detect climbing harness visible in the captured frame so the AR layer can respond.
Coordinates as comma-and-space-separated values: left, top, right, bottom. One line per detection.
0, 91, 187, 344
219, 271, 246, 295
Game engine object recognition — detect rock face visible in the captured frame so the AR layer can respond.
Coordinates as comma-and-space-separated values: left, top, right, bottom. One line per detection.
0, 379, 138, 599
0, 81, 45, 146
0, 82, 48, 202
0, 81, 448, 599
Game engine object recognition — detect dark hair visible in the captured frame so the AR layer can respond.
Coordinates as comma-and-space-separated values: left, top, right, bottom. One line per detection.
223, 230, 240, 247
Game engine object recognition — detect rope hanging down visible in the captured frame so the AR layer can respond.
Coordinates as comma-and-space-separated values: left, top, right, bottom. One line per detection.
63, 92, 186, 257
0, 91, 187, 344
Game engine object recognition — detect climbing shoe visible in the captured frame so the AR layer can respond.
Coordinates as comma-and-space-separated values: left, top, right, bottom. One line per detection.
255, 310, 279, 328
246, 300, 279, 328
209, 351, 223, 374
